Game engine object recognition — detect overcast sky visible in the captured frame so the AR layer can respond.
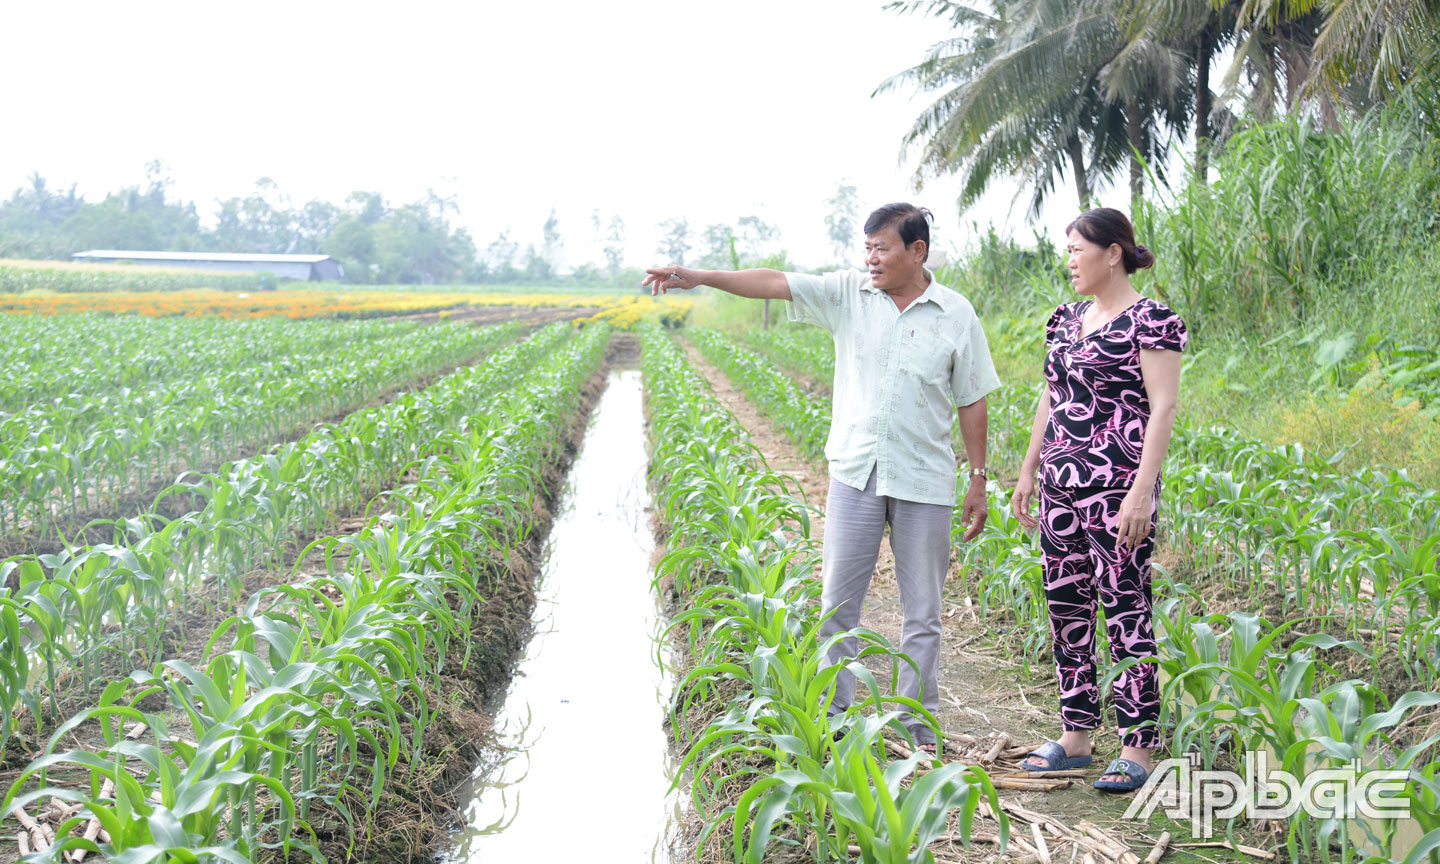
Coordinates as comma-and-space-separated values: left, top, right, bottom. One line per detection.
0, 0, 1111, 271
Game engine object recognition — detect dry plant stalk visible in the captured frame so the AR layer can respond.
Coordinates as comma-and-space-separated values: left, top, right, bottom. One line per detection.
983, 732, 1014, 764
48, 798, 82, 823
1078, 821, 1136, 863
1144, 831, 1172, 864
992, 777, 1072, 791
1174, 841, 1276, 860
72, 777, 116, 863
991, 769, 1089, 779
11, 807, 49, 852
1032, 822, 1052, 864
1001, 800, 1079, 841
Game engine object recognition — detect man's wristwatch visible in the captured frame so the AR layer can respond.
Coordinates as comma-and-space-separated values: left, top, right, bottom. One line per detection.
968, 467, 989, 481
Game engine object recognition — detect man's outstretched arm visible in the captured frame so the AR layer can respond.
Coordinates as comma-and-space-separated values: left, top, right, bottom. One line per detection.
642, 266, 791, 300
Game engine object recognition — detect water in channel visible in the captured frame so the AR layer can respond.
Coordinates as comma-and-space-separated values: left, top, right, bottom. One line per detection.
446, 368, 678, 862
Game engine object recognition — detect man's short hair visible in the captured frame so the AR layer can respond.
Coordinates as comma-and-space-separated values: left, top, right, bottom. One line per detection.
864, 203, 934, 262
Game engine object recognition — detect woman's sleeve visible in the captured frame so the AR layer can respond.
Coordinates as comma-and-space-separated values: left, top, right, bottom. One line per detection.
1136, 304, 1188, 352
1044, 304, 1067, 346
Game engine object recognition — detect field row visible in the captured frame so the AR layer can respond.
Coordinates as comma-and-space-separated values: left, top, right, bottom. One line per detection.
0, 259, 260, 294
0, 321, 611, 860
1, 315, 522, 536
643, 323, 1006, 862
699, 325, 1440, 863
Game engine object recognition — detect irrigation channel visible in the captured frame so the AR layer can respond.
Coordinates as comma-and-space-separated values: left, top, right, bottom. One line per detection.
446, 368, 681, 862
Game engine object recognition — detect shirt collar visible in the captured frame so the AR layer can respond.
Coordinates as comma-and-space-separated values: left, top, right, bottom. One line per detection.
861, 266, 951, 311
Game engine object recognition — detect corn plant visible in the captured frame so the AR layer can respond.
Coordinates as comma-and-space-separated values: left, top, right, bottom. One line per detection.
742, 326, 836, 388
732, 713, 1005, 864
643, 323, 1002, 863
0, 322, 581, 766
0, 315, 522, 535
1, 323, 613, 860
689, 326, 832, 461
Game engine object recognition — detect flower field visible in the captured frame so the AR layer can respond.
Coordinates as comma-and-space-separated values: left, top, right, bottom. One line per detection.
0, 284, 693, 324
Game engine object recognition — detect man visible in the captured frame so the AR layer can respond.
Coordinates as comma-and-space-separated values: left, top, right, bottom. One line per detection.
643, 203, 999, 754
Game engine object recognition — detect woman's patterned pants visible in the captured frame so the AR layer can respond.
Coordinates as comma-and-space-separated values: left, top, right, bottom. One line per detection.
1038, 483, 1160, 748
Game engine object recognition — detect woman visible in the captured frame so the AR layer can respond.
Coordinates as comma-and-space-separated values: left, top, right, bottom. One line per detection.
1011, 207, 1186, 792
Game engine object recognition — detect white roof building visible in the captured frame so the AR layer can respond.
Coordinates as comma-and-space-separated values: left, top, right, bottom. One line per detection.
71, 250, 344, 281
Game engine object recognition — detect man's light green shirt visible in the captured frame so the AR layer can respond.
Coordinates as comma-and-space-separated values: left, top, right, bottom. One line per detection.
785, 268, 1000, 506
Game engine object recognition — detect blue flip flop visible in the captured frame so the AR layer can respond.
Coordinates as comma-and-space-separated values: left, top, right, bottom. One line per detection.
1093, 758, 1150, 792
1021, 740, 1094, 772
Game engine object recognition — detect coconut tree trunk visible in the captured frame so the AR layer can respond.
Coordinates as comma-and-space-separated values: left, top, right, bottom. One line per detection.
1195, 30, 1214, 181
1284, 43, 1305, 112
1067, 134, 1091, 207
1127, 100, 1144, 209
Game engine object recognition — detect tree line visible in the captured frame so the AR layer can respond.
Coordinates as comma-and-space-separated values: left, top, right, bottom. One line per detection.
0, 164, 486, 285
0, 161, 867, 285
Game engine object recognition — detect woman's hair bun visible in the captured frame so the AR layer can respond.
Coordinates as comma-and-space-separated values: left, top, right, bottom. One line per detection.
1131, 243, 1156, 270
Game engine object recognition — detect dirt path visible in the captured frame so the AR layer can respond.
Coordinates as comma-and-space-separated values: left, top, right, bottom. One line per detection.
680, 340, 1244, 861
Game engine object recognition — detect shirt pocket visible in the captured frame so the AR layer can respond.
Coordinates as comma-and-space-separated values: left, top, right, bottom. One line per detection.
900, 330, 953, 388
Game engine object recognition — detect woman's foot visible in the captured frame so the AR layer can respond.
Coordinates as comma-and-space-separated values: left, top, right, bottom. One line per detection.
1022, 730, 1092, 769
1097, 746, 1153, 785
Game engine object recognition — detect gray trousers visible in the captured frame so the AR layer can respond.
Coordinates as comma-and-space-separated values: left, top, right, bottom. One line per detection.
819, 466, 953, 744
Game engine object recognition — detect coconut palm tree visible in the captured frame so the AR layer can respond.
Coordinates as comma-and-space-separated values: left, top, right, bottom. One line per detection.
1104, 0, 1234, 177
880, 0, 1192, 214
1310, 0, 1440, 98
